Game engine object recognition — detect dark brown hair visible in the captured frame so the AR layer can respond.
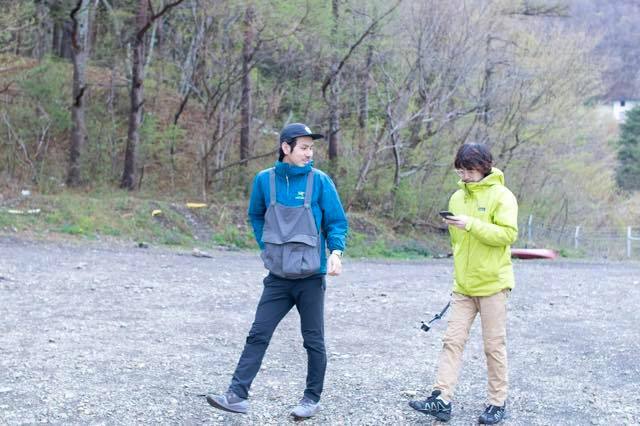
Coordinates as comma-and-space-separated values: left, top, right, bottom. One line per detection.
278, 138, 298, 161
454, 143, 493, 176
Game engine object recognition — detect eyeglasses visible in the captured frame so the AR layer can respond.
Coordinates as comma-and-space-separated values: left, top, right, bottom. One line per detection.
455, 169, 476, 177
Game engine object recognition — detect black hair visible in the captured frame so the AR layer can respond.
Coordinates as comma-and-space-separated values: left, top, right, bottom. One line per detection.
278, 138, 298, 161
454, 143, 493, 176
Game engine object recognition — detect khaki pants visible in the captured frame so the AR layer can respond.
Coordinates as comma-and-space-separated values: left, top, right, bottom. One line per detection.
434, 290, 509, 406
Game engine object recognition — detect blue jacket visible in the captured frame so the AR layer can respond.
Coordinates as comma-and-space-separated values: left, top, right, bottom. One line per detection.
248, 161, 348, 275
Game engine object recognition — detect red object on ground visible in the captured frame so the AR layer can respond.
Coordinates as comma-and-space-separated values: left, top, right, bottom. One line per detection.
510, 248, 558, 259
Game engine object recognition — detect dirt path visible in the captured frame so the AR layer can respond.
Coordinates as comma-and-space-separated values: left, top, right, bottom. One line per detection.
0, 236, 638, 425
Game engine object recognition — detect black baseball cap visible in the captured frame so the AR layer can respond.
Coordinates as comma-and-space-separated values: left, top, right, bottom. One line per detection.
279, 123, 324, 144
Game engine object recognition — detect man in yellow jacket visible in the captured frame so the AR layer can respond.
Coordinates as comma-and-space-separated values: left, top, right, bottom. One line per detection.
410, 143, 518, 424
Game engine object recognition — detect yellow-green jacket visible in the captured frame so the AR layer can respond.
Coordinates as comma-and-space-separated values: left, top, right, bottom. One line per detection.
448, 168, 518, 296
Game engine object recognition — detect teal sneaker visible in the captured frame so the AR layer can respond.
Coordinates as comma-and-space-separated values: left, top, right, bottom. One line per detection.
479, 404, 506, 424
409, 389, 452, 422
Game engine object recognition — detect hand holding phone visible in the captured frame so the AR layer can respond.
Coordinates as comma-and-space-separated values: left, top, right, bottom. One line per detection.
440, 211, 469, 230
439, 210, 455, 219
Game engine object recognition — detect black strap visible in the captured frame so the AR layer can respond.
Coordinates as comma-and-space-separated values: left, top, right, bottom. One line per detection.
268, 168, 276, 206
268, 168, 314, 208
428, 301, 451, 325
421, 299, 451, 332
304, 169, 314, 208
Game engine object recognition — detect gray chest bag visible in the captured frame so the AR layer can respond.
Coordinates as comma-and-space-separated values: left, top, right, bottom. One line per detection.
260, 169, 321, 279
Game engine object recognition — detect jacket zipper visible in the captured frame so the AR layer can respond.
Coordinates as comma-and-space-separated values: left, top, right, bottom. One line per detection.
463, 189, 472, 290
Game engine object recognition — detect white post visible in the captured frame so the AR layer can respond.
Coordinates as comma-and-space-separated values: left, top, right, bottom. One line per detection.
628, 226, 632, 258
527, 214, 533, 245
574, 226, 580, 250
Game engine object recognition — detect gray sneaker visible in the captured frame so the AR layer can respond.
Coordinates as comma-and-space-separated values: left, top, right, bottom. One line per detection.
206, 390, 248, 414
291, 396, 320, 418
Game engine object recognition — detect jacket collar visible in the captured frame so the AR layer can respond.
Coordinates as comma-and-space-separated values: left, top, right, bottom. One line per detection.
458, 167, 505, 194
274, 161, 313, 177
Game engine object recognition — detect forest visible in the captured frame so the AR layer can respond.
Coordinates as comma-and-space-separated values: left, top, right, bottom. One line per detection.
1, 0, 639, 252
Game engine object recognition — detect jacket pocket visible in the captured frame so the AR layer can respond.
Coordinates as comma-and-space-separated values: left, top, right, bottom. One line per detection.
282, 242, 320, 278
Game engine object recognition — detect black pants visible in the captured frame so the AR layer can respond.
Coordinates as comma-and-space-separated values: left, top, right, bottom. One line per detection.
229, 273, 326, 402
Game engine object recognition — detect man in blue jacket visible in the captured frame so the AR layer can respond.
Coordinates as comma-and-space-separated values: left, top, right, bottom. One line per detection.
207, 123, 348, 419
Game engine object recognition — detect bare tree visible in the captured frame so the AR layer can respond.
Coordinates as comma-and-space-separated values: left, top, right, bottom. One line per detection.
239, 3, 255, 164
66, 0, 91, 187
506, 1, 569, 17
120, 0, 186, 190
327, 0, 340, 162
34, 0, 55, 60
321, 0, 402, 163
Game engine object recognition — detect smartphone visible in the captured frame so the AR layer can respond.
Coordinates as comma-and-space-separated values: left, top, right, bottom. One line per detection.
439, 210, 455, 219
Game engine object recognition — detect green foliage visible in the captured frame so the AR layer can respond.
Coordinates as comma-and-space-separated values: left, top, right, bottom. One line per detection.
346, 231, 436, 259
0, 192, 198, 245
1, 0, 636, 256
135, 114, 187, 189
558, 248, 586, 259
18, 59, 71, 133
616, 106, 640, 191
0, 3, 36, 52
213, 226, 255, 249
139, 114, 162, 164
346, 231, 392, 258
0, 59, 72, 184
392, 179, 421, 223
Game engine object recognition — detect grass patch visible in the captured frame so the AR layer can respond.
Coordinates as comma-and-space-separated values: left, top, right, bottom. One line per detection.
1, 190, 447, 257
346, 231, 438, 259
1, 191, 195, 246
212, 225, 256, 249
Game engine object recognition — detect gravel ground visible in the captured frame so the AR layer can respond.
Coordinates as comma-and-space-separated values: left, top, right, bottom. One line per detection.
0, 236, 639, 425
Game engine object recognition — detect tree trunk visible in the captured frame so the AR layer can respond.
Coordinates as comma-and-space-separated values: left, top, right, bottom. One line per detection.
328, 0, 340, 162
35, 0, 54, 60
358, 44, 373, 130
120, 0, 186, 190
52, 18, 74, 60
239, 4, 255, 164
67, 0, 91, 187
120, 0, 147, 190
348, 119, 388, 211
328, 75, 340, 161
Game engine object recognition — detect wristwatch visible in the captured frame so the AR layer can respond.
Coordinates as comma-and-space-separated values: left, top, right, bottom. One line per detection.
331, 250, 343, 258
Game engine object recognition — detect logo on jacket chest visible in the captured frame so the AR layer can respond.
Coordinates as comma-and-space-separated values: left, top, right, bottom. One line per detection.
295, 191, 305, 200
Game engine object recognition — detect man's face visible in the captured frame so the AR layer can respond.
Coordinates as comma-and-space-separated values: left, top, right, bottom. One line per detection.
455, 168, 484, 183
282, 136, 314, 167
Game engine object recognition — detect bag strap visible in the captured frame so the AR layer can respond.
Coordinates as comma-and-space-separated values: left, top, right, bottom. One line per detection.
268, 168, 276, 206
304, 169, 315, 208
269, 167, 314, 207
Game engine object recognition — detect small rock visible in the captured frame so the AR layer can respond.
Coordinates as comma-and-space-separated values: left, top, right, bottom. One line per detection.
192, 248, 213, 258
